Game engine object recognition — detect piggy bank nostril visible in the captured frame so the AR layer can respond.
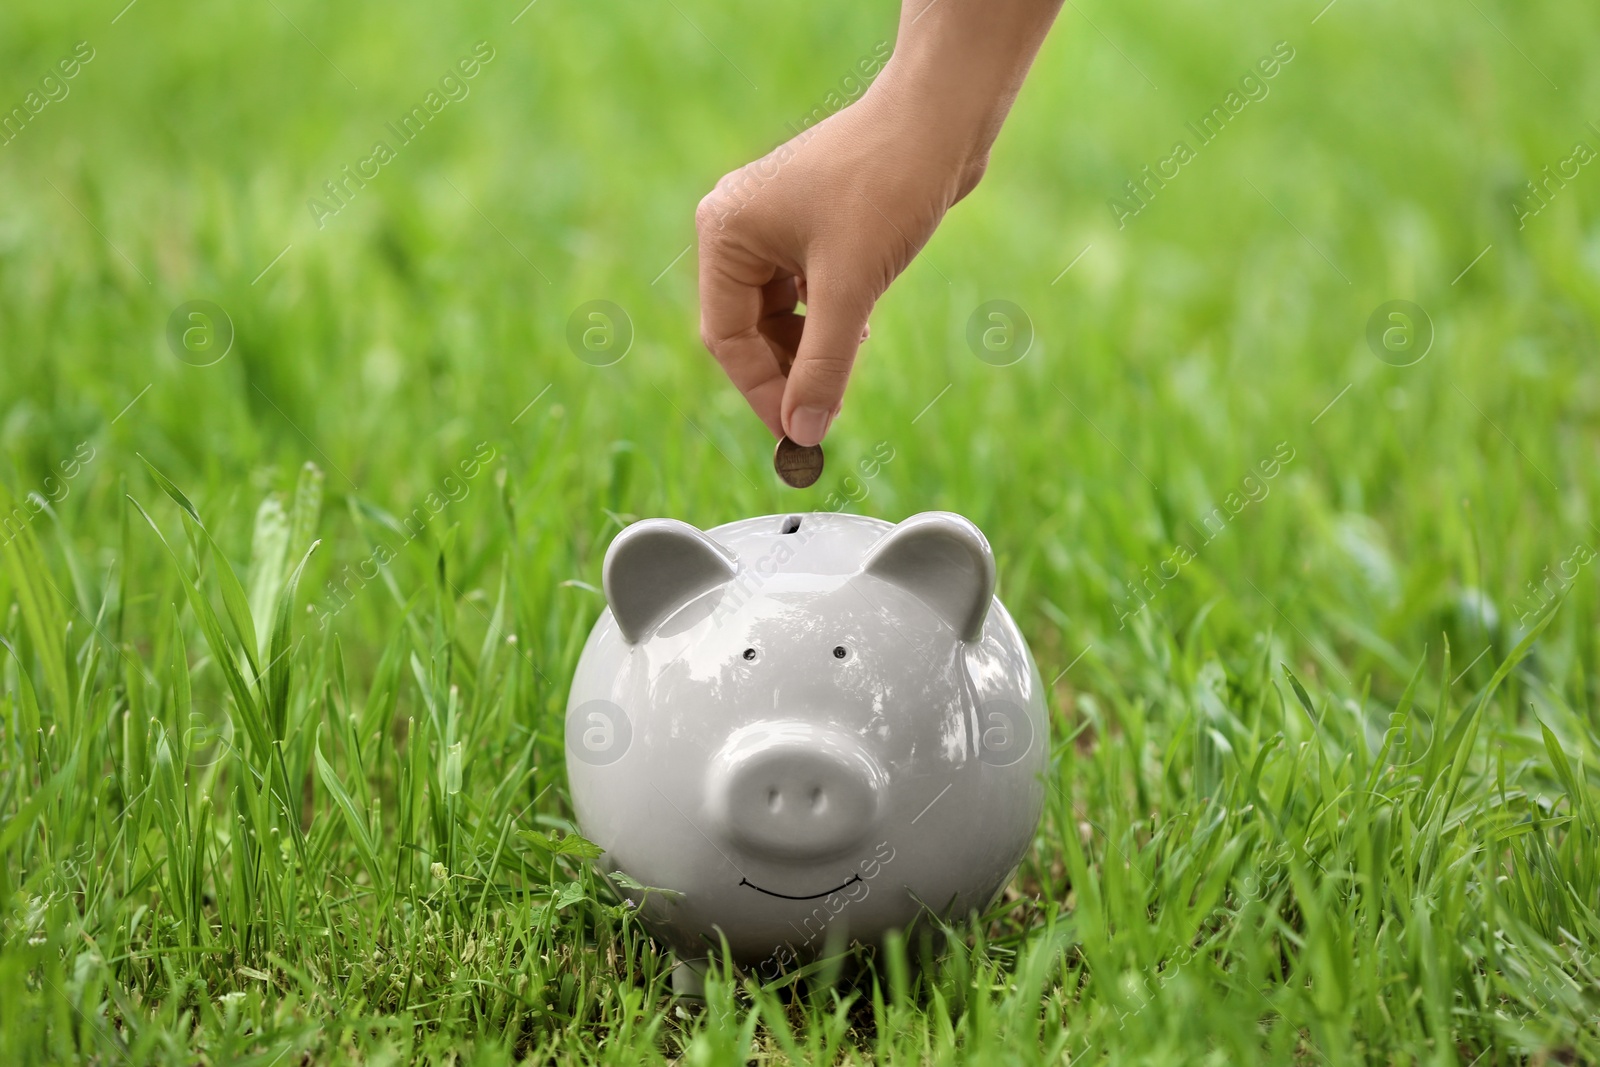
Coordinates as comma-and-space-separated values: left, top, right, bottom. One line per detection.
767, 787, 781, 812
810, 786, 825, 813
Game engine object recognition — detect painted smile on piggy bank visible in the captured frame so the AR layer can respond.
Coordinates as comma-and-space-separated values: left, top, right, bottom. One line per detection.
565, 511, 1047, 994
738, 874, 862, 900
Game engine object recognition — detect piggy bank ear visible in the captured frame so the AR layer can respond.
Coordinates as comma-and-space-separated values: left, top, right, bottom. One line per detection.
603, 519, 738, 643
860, 512, 995, 641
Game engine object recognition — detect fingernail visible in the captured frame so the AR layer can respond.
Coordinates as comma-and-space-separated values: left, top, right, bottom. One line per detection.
789, 406, 832, 447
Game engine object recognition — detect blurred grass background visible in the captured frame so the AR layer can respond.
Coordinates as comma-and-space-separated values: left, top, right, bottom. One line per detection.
1, 0, 1598, 1061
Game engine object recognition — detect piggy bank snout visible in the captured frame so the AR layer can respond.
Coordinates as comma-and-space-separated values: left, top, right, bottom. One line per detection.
711, 729, 884, 862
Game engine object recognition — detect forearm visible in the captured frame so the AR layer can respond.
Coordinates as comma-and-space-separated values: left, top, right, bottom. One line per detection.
870, 0, 1063, 173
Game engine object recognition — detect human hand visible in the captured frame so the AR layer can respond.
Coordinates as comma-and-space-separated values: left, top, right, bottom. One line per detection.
694, 2, 1060, 447
694, 80, 989, 447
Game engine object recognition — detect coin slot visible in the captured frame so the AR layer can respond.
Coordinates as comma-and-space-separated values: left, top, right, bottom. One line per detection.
780, 515, 802, 534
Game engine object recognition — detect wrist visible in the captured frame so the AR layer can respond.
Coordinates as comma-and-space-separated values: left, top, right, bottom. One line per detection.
863, 56, 1004, 193
864, 0, 1061, 189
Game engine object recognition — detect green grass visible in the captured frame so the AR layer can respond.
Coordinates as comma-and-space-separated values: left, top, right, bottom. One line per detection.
2, 0, 1599, 1061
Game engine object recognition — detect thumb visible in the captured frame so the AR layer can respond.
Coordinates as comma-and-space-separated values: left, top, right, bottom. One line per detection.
781, 284, 871, 446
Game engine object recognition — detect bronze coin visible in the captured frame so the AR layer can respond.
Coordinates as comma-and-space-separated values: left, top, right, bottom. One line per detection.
773, 436, 824, 488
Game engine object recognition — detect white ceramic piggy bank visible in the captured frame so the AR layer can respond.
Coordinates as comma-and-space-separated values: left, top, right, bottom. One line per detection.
565, 511, 1047, 991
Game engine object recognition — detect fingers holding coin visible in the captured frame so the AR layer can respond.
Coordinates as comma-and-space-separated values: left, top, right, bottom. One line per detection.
758, 274, 861, 487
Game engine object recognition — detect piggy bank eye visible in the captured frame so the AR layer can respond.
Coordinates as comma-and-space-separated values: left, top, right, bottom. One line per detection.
743, 648, 758, 662
832, 645, 849, 660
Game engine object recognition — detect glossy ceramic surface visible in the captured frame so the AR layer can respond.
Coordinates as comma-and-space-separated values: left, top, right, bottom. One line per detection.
565, 511, 1047, 977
